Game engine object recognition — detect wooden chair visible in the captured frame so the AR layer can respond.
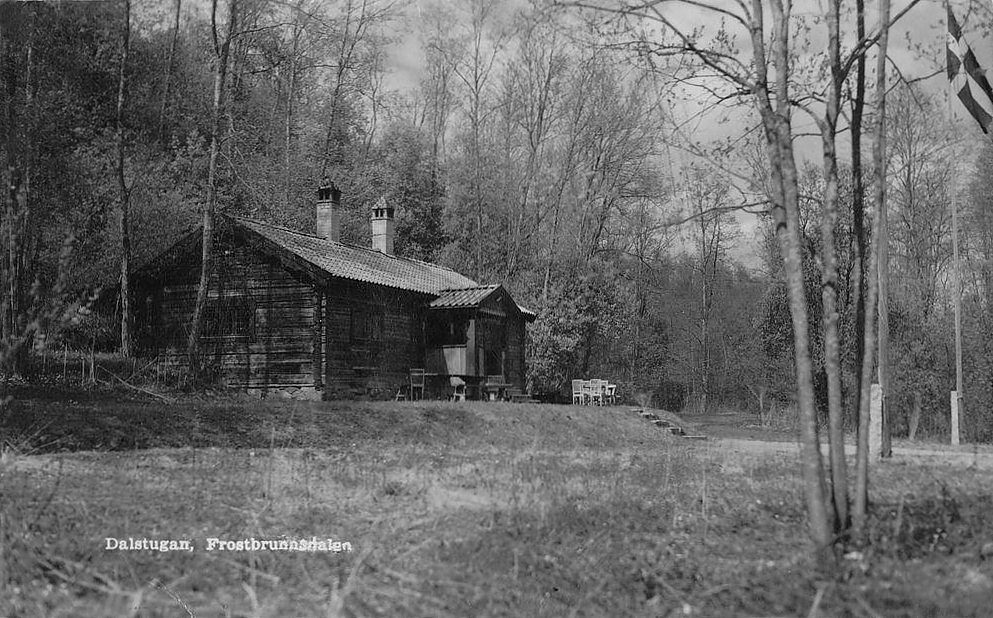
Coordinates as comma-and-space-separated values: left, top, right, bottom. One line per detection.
409, 368, 425, 401
571, 380, 586, 405
395, 385, 408, 401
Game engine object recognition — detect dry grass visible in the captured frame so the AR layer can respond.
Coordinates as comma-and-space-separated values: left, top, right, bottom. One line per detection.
2, 396, 993, 617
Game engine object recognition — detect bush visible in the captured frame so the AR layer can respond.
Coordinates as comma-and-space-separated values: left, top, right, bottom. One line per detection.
653, 380, 687, 412
50, 310, 118, 352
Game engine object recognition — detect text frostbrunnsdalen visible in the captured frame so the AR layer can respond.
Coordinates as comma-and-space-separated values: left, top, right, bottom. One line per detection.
205, 537, 353, 552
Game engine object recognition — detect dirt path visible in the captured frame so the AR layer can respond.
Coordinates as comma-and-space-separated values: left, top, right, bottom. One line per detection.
700, 436, 993, 469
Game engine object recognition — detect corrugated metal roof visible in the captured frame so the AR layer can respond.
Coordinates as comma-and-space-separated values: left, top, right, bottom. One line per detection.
235, 217, 478, 295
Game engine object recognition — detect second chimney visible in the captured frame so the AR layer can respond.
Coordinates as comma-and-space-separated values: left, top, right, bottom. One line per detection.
371, 196, 395, 255
316, 179, 341, 242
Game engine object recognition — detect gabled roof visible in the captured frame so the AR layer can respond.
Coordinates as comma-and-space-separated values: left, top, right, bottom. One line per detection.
430, 284, 537, 321
134, 216, 536, 320
234, 217, 477, 295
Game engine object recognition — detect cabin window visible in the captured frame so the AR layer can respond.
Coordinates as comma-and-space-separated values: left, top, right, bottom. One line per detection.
349, 305, 384, 368
426, 317, 469, 346
350, 307, 384, 342
204, 296, 255, 339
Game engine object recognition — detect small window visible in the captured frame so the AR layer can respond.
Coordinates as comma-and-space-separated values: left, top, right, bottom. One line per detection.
426, 317, 468, 346
349, 305, 384, 368
350, 306, 384, 342
204, 296, 254, 339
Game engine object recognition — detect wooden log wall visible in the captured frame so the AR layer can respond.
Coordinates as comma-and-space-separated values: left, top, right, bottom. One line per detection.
139, 241, 317, 390
322, 279, 426, 399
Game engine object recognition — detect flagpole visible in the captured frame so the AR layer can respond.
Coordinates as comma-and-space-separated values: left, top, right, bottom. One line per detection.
951, 165, 964, 445
947, 0, 966, 444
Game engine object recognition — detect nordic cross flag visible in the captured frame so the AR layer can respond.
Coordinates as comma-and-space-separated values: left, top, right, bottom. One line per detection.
948, 4, 993, 134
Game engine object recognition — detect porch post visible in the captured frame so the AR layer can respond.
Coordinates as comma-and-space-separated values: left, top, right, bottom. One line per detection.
466, 314, 477, 376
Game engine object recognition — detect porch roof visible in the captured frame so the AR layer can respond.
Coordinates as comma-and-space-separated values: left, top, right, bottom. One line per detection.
429, 284, 537, 321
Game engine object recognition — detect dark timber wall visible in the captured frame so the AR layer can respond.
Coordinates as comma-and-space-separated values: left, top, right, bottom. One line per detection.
137, 240, 316, 390
321, 280, 426, 400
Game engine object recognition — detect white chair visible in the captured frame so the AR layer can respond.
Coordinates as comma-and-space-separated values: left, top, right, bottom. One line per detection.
449, 376, 466, 402
572, 379, 586, 405
589, 379, 605, 406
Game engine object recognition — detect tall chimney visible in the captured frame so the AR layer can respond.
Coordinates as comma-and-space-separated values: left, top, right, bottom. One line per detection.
371, 195, 395, 255
316, 178, 341, 242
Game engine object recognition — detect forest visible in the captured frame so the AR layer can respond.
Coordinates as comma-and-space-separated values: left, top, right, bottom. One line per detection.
1, 0, 992, 447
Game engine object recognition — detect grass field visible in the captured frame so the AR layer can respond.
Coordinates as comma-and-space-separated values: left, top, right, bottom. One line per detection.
2, 390, 993, 617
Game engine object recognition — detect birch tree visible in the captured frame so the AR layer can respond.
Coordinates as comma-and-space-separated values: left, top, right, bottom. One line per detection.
187, 0, 238, 370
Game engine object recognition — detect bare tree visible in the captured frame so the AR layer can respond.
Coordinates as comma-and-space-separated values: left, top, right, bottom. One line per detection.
684, 165, 735, 414
451, 0, 506, 279
158, 0, 182, 139
853, 0, 893, 539
187, 0, 238, 370
116, 0, 133, 358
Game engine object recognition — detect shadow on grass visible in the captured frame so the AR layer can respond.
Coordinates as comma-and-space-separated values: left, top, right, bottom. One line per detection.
0, 395, 487, 453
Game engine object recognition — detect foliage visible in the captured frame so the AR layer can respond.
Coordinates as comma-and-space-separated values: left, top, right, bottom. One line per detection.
526, 262, 623, 399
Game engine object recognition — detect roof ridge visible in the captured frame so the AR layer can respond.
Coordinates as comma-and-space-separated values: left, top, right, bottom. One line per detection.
233, 216, 468, 277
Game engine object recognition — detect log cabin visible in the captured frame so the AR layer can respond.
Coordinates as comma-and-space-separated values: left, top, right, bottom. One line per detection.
132, 183, 536, 400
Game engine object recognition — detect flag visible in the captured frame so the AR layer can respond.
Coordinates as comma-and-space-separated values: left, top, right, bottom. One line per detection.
948, 5, 993, 133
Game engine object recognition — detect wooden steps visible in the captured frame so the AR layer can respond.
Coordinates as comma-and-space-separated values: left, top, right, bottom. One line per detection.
632, 408, 705, 441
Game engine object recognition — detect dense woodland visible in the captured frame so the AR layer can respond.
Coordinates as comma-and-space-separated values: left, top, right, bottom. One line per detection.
1, 0, 992, 445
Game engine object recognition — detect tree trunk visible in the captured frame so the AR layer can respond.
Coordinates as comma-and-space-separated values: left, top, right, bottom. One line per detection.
821, 0, 848, 533
908, 391, 921, 440
753, 0, 833, 566
158, 0, 182, 140
1, 12, 33, 376
117, 0, 133, 358
187, 0, 237, 372
850, 0, 868, 433
853, 0, 892, 540
283, 19, 300, 211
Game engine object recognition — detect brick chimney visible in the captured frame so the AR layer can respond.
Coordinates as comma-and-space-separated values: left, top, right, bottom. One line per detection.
316, 178, 341, 242
371, 195, 395, 255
